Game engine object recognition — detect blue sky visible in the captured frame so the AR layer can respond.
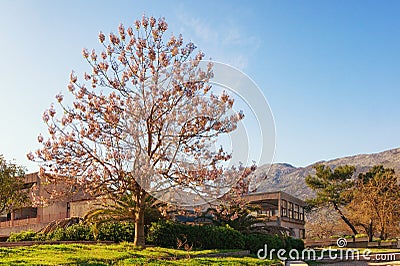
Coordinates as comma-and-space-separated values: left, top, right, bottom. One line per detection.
0, 1, 399, 171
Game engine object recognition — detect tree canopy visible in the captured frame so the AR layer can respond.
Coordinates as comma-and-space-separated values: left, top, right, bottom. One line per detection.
0, 155, 29, 215
348, 165, 400, 240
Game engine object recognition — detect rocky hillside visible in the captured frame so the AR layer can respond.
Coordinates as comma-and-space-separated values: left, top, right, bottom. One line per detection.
250, 148, 400, 200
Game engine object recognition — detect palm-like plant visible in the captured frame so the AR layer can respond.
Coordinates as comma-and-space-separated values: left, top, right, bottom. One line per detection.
84, 193, 163, 226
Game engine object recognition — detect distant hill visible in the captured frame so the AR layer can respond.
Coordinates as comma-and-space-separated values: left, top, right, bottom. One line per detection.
250, 148, 400, 200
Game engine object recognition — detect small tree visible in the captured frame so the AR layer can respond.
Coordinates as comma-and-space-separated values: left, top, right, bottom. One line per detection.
0, 155, 29, 215
305, 164, 358, 235
28, 16, 250, 246
348, 166, 400, 240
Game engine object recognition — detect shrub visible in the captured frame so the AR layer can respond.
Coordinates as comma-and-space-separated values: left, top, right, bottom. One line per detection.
243, 233, 285, 254
46, 228, 66, 241
32, 232, 47, 241
65, 224, 93, 241
285, 237, 304, 251
146, 221, 245, 249
200, 225, 245, 249
7, 230, 37, 242
44, 223, 93, 241
146, 220, 181, 247
97, 221, 135, 242
6, 222, 136, 242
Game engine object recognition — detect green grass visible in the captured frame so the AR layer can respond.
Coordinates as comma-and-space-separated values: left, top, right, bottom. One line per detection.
0, 243, 276, 265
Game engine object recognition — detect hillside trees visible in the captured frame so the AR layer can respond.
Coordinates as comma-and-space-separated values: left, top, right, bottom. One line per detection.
348, 166, 400, 240
306, 164, 400, 239
28, 16, 251, 246
0, 155, 29, 215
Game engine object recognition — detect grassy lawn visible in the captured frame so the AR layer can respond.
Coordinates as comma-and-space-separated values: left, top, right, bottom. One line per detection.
0, 243, 276, 265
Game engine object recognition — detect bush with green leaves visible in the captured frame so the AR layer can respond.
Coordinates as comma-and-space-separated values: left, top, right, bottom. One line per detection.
7, 222, 136, 242
45, 224, 93, 241
146, 220, 184, 247
201, 225, 245, 249
7, 230, 37, 242
67, 224, 93, 241
146, 220, 245, 249
32, 232, 47, 241
243, 233, 285, 254
285, 237, 304, 251
97, 222, 135, 242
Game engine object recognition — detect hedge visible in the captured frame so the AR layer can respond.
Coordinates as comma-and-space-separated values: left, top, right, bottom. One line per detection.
7, 230, 37, 242
146, 220, 304, 253
7, 222, 135, 242
243, 233, 284, 254
96, 221, 135, 242
146, 220, 245, 249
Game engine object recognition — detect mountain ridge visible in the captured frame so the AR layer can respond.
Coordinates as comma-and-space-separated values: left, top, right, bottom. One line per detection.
251, 147, 400, 200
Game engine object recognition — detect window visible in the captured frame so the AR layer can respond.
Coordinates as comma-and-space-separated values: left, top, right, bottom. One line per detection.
299, 206, 304, 221
288, 202, 293, 218
294, 204, 299, 220
281, 200, 287, 217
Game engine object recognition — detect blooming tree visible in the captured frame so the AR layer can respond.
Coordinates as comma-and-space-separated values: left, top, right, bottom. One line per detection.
28, 16, 250, 246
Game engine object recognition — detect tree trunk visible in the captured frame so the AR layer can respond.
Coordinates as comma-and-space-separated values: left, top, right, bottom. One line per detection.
134, 206, 146, 246
379, 227, 385, 240
332, 202, 358, 235
360, 220, 373, 242
368, 220, 373, 242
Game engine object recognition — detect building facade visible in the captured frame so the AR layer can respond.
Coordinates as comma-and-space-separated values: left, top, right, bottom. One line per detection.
0, 172, 95, 237
243, 191, 306, 239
